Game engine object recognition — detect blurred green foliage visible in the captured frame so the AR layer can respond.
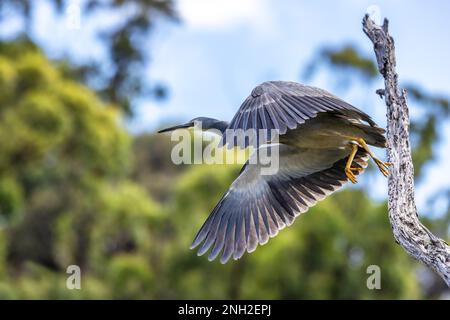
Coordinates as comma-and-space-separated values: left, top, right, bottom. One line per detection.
303, 45, 378, 80
0, 40, 160, 298
0, 0, 177, 115
0, 41, 425, 298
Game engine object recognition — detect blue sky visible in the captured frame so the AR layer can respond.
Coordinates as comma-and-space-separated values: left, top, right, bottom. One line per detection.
1, 0, 450, 214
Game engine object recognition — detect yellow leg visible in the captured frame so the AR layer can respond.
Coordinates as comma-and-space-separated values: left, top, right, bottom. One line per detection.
345, 143, 362, 184
355, 138, 391, 177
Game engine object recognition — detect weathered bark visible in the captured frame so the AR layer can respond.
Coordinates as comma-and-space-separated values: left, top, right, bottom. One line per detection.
362, 15, 450, 286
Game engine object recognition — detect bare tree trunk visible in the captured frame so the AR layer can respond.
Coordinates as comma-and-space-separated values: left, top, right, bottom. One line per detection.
362, 15, 450, 286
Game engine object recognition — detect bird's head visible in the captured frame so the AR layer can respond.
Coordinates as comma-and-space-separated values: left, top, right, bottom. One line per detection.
158, 117, 228, 133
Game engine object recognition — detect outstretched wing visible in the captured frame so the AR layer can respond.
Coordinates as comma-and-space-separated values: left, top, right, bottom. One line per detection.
222, 81, 377, 148
190, 144, 369, 263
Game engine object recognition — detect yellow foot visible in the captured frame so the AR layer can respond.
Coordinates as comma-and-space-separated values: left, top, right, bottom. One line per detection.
374, 159, 392, 177
345, 167, 362, 184
353, 137, 391, 179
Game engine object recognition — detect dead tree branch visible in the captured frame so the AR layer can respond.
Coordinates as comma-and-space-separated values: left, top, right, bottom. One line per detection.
362, 14, 450, 286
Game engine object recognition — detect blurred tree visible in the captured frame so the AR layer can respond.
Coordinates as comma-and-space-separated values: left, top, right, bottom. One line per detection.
0, 39, 160, 299
0, 0, 178, 115
0, 38, 435, 300
303, 45, 378, 83
131, 134, 186, 202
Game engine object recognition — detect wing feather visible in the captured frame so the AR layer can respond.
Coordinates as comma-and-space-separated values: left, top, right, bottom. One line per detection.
222, 81, 379, 148
191, 144, 369, 263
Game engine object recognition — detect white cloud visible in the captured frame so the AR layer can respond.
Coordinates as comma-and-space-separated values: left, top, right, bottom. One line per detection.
177, 0, 272, 31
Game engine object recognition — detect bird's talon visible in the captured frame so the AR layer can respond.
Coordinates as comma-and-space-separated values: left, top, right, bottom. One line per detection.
379, 167, 389, 177
345, 169, 358, 184
374, 159, 391, 177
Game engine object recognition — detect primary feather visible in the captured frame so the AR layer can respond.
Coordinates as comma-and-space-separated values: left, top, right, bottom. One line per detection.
191, 144, 369, 263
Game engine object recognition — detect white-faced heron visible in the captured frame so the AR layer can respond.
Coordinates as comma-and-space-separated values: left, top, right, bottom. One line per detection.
158, 81, 390, 263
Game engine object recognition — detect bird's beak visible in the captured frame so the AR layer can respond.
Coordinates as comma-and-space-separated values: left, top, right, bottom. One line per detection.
157, 121, 194, 133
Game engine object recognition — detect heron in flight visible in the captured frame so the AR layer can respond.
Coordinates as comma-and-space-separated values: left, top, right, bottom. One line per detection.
158, 81, 389, 263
